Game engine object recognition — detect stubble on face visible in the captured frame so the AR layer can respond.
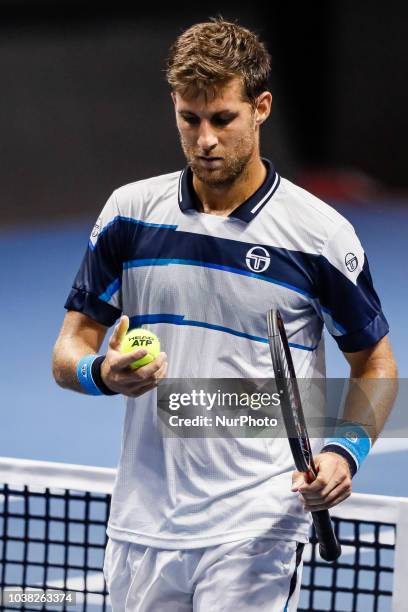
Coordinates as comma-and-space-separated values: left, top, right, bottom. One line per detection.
180, 132, 256, 187
178, 102, 258, 188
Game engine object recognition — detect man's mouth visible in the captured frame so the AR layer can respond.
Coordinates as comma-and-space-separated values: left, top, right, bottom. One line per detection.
196, 156, 223, 167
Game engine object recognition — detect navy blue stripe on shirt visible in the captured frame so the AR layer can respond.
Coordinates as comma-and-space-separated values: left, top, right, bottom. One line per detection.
65, 216, 389, 350
73, 215, 319, 307
121, 221, 318, 298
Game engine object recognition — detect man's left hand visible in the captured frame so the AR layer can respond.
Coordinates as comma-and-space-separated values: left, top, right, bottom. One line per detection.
291, 452, 352, 512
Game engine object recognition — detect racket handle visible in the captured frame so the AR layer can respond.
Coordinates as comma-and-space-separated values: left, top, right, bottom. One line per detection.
312, 510, 342, 562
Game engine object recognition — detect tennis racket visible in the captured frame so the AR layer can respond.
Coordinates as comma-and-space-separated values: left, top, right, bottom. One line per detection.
266, 309, 341, 562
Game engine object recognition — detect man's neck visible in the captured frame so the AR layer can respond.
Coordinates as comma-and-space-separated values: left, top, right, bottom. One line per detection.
192, 155, 267, 217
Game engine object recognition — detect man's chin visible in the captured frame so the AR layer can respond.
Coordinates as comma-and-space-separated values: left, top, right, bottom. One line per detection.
190, 164, 237, 187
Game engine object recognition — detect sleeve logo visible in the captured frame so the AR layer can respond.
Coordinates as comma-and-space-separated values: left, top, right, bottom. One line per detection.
91, 217, 102, 240
345, 252, 358, 272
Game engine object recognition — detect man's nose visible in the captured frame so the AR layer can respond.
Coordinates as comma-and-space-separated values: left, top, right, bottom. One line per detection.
197, 121, 218, 152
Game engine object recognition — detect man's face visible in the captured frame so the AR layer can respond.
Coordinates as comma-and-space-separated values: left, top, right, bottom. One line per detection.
173, 78, 260, 187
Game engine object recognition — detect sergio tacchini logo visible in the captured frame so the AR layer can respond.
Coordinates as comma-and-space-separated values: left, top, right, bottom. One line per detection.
345, 252, 358, 272
246, 246, 271, 273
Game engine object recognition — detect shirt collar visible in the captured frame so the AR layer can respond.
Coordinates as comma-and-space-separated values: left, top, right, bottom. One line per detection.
177, 158, 280, 223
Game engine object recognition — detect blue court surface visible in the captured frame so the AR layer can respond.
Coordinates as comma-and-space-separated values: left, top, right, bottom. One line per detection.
1, 203, 407, 497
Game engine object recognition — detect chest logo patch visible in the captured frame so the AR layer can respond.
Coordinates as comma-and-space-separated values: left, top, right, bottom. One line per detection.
345, 252, 358, 272
246, 246, 271, 273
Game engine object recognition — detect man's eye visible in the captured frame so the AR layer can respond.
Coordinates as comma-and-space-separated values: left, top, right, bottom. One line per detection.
212, 117, 233, 126
183, 116, 200, 125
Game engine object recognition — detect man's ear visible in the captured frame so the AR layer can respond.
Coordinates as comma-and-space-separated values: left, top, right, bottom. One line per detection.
171, 91, 177, 106
255, 91, 272, 125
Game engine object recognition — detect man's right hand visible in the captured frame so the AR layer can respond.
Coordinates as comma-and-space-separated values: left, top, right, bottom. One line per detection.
101, 315, 168, 397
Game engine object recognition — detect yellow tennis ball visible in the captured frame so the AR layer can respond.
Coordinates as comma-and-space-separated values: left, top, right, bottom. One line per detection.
120, 328, 161, 369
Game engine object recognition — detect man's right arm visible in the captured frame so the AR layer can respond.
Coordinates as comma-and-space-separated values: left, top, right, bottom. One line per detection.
52, 311, 167, 396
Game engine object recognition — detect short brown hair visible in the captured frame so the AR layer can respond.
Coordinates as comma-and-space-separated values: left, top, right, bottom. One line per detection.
166, 17, 271, 104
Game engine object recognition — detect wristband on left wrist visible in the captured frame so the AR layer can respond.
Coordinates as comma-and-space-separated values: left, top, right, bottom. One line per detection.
321, 421, 372, 478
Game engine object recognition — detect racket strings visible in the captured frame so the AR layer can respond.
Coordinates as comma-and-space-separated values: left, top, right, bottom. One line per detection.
278, 335, 313, 470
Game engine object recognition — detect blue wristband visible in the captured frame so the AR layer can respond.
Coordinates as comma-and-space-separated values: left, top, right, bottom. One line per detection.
77, 355, 103, 396
322, 422, 372, 476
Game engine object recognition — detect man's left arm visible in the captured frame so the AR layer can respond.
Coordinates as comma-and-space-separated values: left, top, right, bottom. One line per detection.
292, 335, 398, 512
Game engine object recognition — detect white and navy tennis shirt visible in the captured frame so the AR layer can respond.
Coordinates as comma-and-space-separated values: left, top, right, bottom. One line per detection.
65, 159, 389, 547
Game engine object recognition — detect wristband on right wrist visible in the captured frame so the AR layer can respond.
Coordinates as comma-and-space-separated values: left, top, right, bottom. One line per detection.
91, 356, 118, 396
76, 355, 118, 396
77, 355, 103, 396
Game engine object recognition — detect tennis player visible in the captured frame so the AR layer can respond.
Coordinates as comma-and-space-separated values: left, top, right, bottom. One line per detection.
53, 18, 397, 611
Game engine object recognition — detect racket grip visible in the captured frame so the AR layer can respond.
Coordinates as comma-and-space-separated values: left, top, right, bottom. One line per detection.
312, 510, 342, 562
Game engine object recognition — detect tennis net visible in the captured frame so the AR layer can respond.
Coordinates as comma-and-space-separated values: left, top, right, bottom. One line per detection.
0, 457, 407, 612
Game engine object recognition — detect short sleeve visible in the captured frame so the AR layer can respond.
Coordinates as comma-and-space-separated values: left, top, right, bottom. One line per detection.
315, 222, 389, 352
64, 191, 126, 327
